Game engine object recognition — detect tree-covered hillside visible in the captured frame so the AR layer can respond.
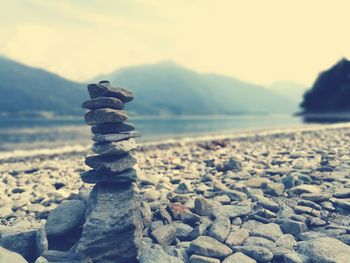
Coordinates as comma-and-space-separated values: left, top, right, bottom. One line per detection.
302, 58, 350, 113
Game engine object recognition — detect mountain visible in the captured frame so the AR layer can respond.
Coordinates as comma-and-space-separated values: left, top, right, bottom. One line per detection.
0, 57, 297, 117
301, 58, 350, 113
269, 81, 307, 105
0, 56, 86, 117
95, 61, 297, 115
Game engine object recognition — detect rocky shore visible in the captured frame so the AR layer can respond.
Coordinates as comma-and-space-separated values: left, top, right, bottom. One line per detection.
1, 125, 350, 262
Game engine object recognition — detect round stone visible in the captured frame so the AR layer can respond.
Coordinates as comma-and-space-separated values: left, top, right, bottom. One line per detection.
87, 83, 134, 102
82, 97, 123, 110
45, 200, 86, 237
91, 123, 135, 134
85, 153, 137, 173
92, 139, 137, 155
80, 169, 137, 184
189, 236, 232, 259
84, 109, 128, 125
0, 247, 27, 263
92, 131, 140, 143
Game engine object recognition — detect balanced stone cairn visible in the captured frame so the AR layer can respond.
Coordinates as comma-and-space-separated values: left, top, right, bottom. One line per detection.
76, 81, 142, 263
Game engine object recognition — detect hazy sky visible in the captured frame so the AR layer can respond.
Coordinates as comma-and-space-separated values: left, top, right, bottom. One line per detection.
1, 0, 350, 86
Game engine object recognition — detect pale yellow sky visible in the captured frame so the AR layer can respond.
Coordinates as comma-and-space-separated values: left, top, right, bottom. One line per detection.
1, 0, 350, 86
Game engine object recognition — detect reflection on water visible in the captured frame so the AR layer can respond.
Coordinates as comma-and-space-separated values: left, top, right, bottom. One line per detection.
0, 114, 337, 151
302, 113, 350, 124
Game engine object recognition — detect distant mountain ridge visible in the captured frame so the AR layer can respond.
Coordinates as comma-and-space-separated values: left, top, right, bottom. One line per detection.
0, 57, 298, 117
95, 61, 298, 115
0, 56, 86, 117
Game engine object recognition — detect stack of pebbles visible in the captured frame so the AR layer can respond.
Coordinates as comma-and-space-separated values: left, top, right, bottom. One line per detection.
82, 80, 140, 184
76, 81, 143, 263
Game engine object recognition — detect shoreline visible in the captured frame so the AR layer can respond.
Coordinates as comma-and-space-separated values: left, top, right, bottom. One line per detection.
1, 122, 350, 161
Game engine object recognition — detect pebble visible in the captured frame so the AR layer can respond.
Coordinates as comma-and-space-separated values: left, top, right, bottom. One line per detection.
216, 157, 241, 172
280, 220, 308, 236
193, 197, 213, 216
231, 217, 242, 226
0, 247, 27, 263
254, 208, 276, 219
225, 229, 249, 247
189, 236, 232, 259
150, 220, 164, 232
91, 122, 135, 134
35, 228, 48, 257
0, 207, 13, 218
250, 223, 283, 241
82, 96, 123, 110
85, 153, 137, 173
208, 217, 230, 243
307, 217, 326, 227
333, 189, 350, 198
173, 222, 193, 241
298, 231, 327, 241
321, 201, 336, 211
300, 193, 331, 202
0, 230, 36, 262
222, 189, 247, 201
45, 200, 85, 237
92, 138, 137, 155
180, 210, 201, 225
27, 203, 45, 213
276, 234, 297, 249
297, 199, 321, 210
262, 182, 285, 196
243, 236, 276, 249
332, 198, 350, 211
142, 189, 161, 202
176, 182, 193, 194
139, 246, 182, 263
282, 252, 306, 263
212, 204, 251, 219
84, 108, 128, 125
187, 222, 211, 241
140, 202, 152, 227
256, 196, 279, 212
151, 224, 177, 246
190, 254, 220, 263
80, 168, 137, 183
233, 246, 273, 263
290, 185, 321, 195
213, 195, 231, 204
92, 131, 141, 142
222, 252, 256, 263
335, 234, 350, 245
154, 207, 172, 224
282, 174, 298, 189
87, 82, 134, 102
298, 237, 350, 262
0, 194, 12, 207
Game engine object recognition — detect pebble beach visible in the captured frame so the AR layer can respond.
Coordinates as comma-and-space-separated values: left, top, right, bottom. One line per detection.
1, 124, 350, 262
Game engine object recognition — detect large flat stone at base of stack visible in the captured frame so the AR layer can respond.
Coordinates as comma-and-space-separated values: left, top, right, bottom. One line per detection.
76, 183, 142, 263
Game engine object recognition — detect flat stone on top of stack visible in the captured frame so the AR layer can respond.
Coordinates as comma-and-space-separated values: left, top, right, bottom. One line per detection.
76, 80, 142, 263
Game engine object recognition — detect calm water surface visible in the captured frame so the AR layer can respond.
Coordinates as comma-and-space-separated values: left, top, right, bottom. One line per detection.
0, 115, 306, 151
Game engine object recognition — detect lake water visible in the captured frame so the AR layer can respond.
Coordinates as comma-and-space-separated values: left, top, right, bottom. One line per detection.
0, 115, 308, 151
